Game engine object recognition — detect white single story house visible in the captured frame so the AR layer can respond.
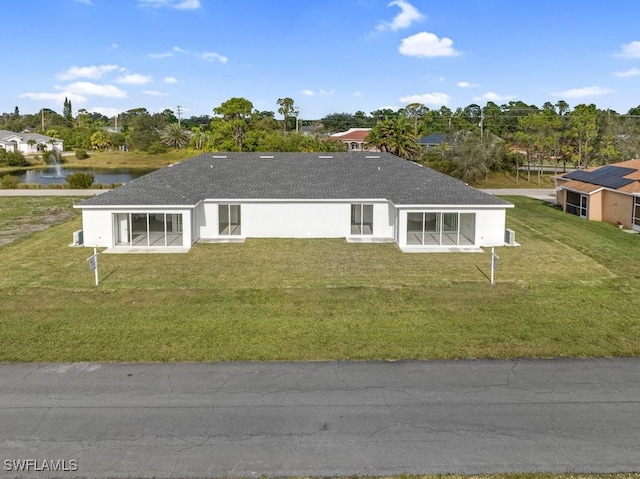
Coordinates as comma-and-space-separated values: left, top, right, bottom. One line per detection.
0, 130, 64, 154
75, 152, 513, 253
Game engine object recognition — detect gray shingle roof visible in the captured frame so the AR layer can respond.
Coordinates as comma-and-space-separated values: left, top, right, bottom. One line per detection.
79, 152, 510, 207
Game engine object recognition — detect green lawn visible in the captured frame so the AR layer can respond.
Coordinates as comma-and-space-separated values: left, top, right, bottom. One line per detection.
0, 196, 639, 362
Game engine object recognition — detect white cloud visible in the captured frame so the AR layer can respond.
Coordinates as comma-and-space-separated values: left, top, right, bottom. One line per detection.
201, 52, 228, 63
616, 41, 640, 58
57, 65, 119, 80
151, 45, 228, 63
138, 0, 201, 10
457, 81, 479, 88
353, 91, 364, 97
399, 32, 460, 58
149, 51, 173, 59
20, 91, 87, 104
115, 74, 153, 85
376, 0, 424, 31
164, 76, 178, 84
399, 92, 450, 106
75, 0, 93, 5
87, 106, 124, 117
302, 89, 334, 97
143, 90, 168, 96
63, 82, 128, 98
613, 68, 640, 78
473, 92, 516, 102
553, 86, 612, 98
111, 43, 119, 49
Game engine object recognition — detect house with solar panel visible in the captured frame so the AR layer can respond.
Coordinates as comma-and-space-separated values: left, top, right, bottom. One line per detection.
75, 152, 513, 253
555, 159, 640, 231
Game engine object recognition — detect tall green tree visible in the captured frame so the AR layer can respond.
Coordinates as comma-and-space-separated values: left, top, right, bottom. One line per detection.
277, 97, 298, 134
569, 104, 598, 169
212, 97, 255, 151
63, 97, 73, 123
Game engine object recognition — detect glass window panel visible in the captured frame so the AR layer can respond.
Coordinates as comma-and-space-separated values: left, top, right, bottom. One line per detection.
229, 205, 241, 235
362, 204, 373, 235
407, 212, 423, 245
166, 213, 183, 246
131, 213, 148, 246
424, 213, 438, 232
219, 205, 229, 235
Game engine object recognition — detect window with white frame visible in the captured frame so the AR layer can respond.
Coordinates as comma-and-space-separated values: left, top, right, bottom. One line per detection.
219, 204, 241, 235
633, 197, 640, 228
351, 204, 373, 235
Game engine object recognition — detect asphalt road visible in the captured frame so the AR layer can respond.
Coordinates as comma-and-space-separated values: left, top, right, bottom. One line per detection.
1, 359, 639, 478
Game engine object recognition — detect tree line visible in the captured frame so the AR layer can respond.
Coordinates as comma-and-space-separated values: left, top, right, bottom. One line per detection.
2, 97, 640, 183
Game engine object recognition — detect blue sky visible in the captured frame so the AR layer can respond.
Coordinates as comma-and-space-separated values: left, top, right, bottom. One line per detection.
4, 0, 640, 120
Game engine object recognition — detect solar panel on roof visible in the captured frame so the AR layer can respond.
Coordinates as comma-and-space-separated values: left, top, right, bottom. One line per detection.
565, 170, 592, 181
595, 176, 633, 189
564, 165, 636, 189
594, 165, 635, 177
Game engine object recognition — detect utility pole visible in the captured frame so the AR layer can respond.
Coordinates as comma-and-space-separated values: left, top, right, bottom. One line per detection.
41, 109, 45, 132
176, 105, 183, 128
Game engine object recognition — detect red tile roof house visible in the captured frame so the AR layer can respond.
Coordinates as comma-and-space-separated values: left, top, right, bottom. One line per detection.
329, 128, 378, 152
555, 159, 640, 231
75, 152, 513, 253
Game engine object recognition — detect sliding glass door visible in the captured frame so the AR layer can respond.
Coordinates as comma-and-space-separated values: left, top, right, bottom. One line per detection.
351, 204, 373, 235
219, 204, 241, 235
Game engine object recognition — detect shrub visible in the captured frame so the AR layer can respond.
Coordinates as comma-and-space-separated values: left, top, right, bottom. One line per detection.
75, 149, 90, 160
146, 141, 168, 155
0, 150, 27, 167
66, 172, 94, 189
0, 175, 20, 189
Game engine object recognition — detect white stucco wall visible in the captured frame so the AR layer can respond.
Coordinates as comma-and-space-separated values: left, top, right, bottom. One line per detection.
81, 209, 113, 247
194, 200, 394, 240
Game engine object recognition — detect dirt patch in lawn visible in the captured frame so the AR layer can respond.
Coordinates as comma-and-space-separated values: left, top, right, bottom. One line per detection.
0, 208, 74, 247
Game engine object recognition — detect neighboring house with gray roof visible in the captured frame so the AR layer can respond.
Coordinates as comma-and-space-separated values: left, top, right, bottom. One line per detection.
0, 130, 63, 154
75, 152, 512, 252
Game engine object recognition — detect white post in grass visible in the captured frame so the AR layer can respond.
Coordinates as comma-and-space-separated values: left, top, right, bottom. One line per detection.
490, 247, 499, 285
87, 248, 99, 286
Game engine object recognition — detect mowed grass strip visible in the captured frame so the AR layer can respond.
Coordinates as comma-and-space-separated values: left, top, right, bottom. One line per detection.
0, 196, 639, 362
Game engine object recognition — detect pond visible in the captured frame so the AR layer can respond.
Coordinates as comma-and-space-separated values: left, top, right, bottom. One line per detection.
2, 167, 156, 186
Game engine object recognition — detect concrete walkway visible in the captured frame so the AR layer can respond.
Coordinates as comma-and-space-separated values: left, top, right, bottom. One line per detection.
481, 188, 556, 202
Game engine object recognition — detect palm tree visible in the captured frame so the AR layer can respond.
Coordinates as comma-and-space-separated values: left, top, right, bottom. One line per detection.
160, 123, 190, 149
365, 117, 420, 160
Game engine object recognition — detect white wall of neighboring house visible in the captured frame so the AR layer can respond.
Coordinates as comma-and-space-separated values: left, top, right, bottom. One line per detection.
0, 132, 63, 154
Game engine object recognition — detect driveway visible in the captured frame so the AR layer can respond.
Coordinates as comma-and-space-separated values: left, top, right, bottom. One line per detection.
1, 359, 638, 477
